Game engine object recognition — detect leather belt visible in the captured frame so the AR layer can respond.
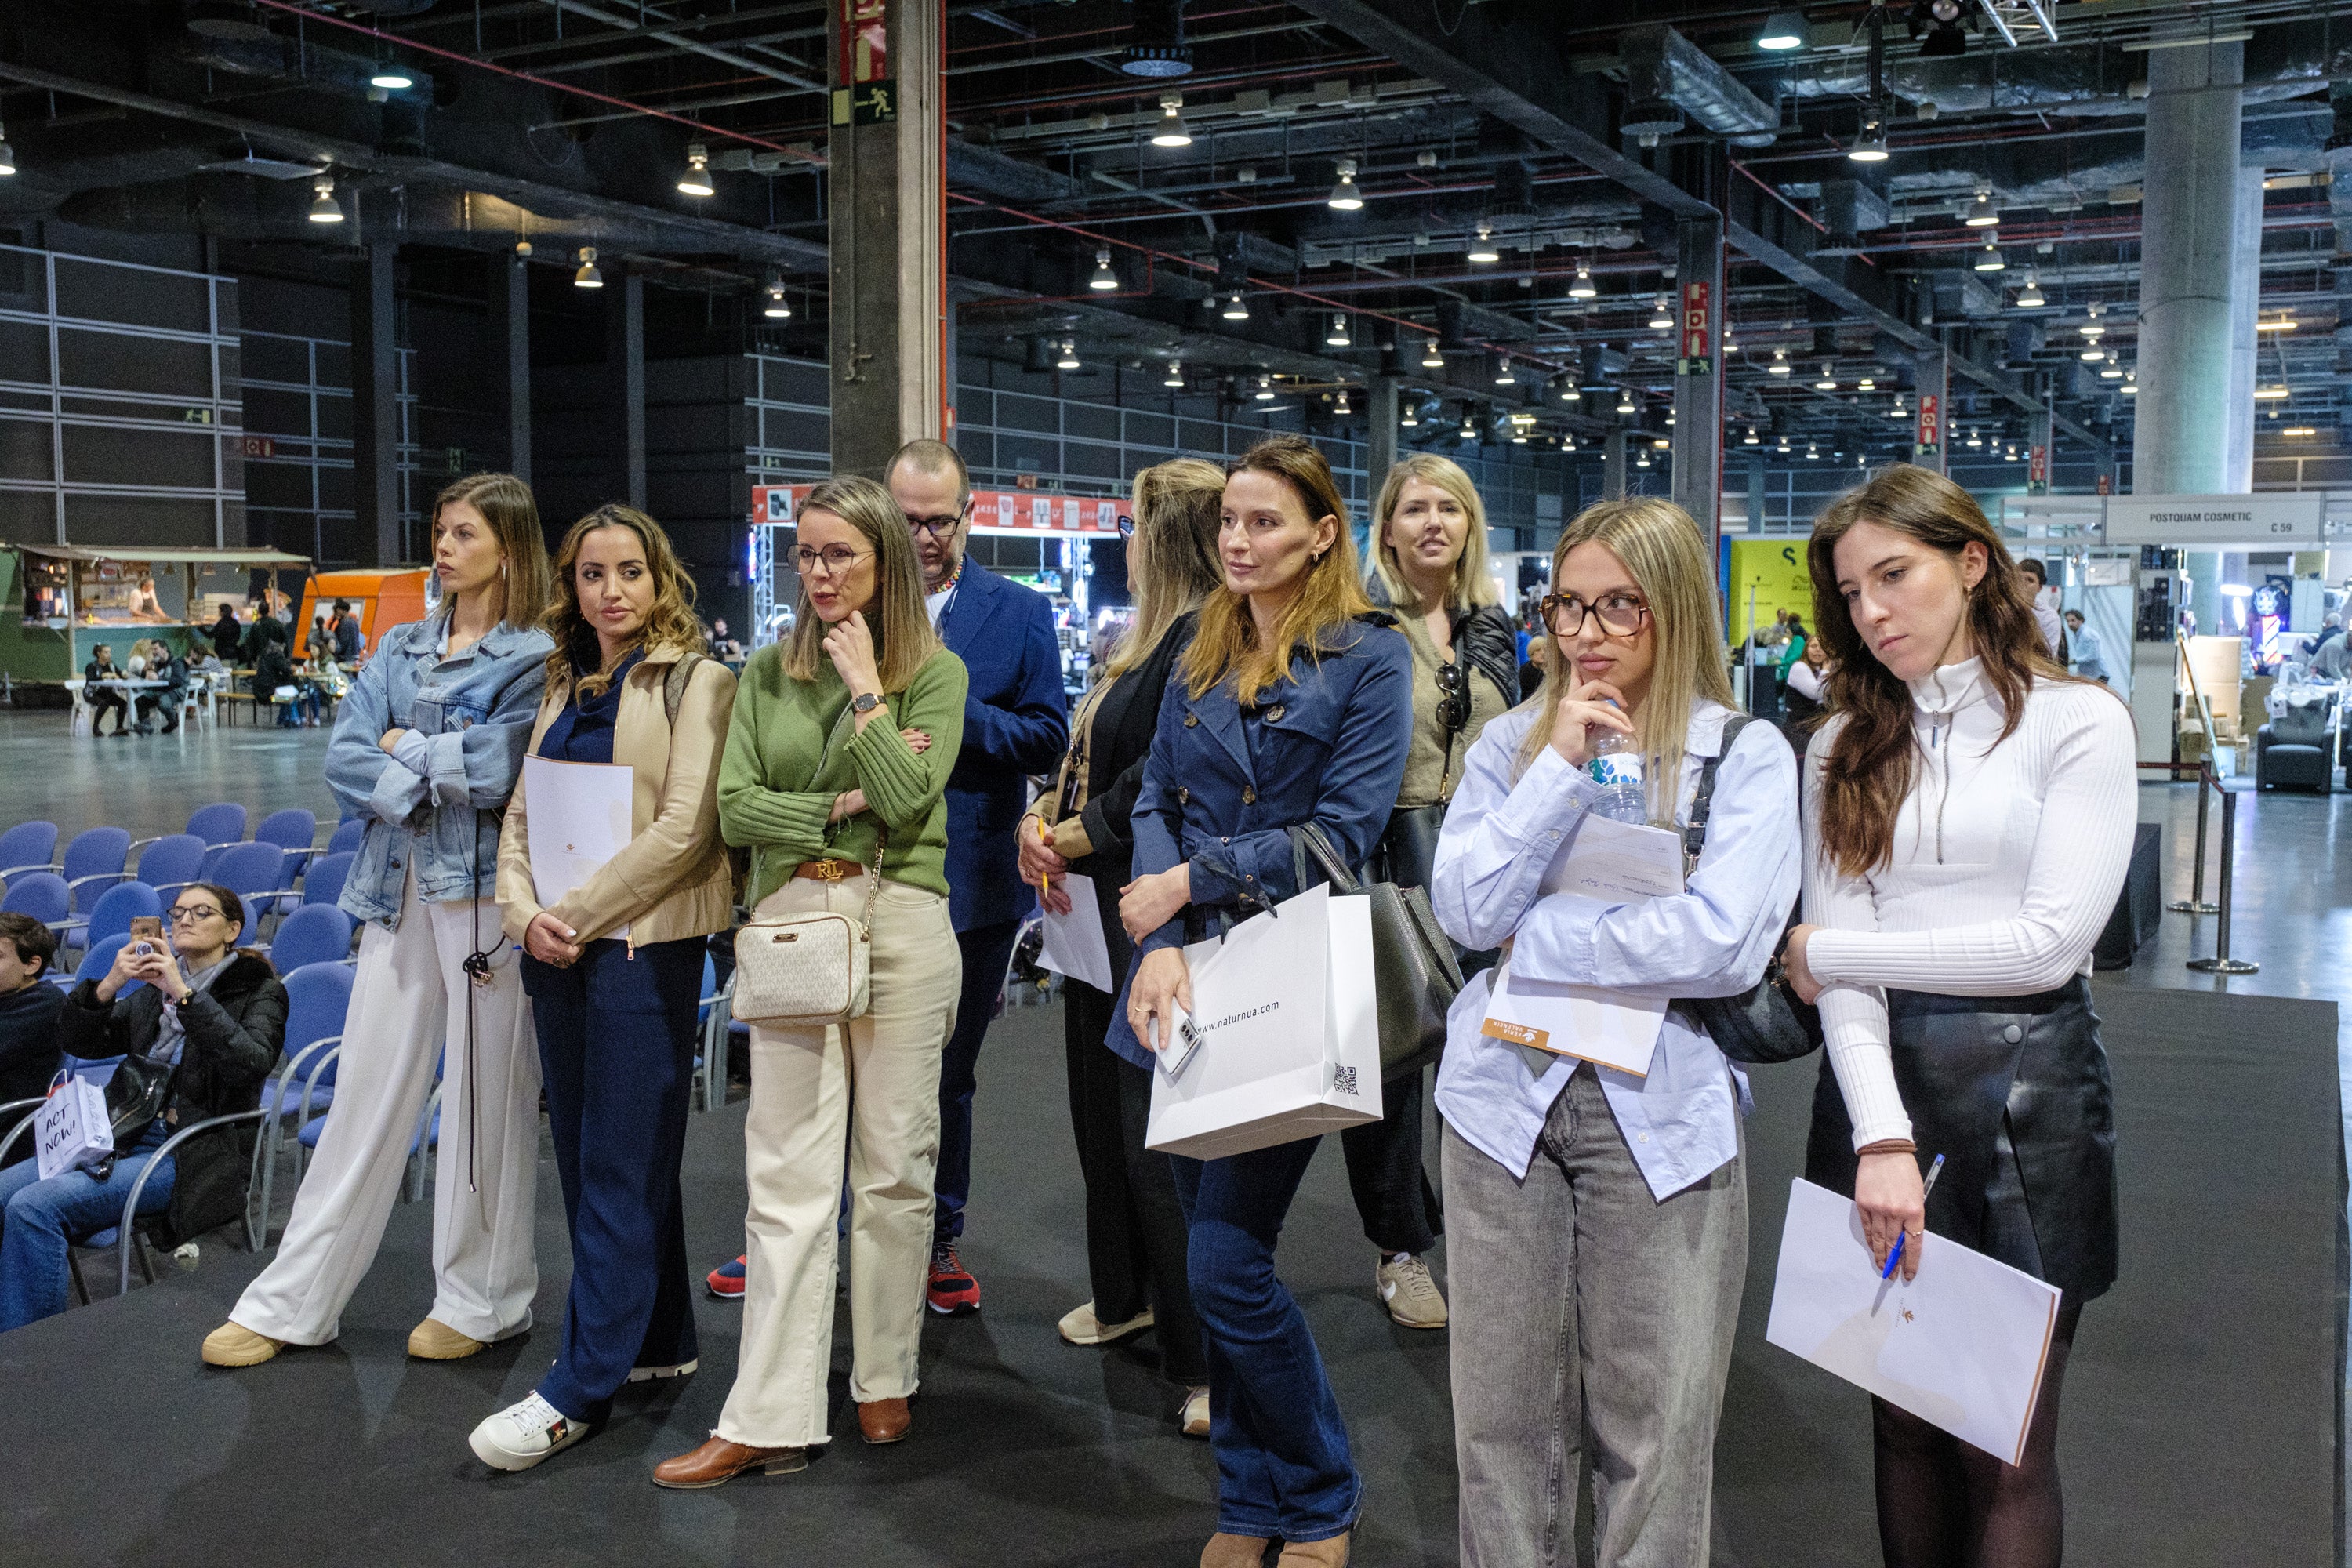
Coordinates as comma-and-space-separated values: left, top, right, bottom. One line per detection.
793, 858, 861, 881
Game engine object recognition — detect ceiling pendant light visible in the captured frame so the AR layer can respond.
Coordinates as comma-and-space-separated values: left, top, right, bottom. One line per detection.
1814, 367, 1837, 390
307, 174, 344, 224
1615, 387, 1635, 414
1889, 400, 1909, 419
1255, 375, 1275, 401
677, 143, 715, 198
1057, 339, 1081, 370
1494, 355, 1515, 386
1468, 225, 1500, 264
1745, 427, 1761, 445
1421, 338, 1445, 368
1849, 112, 1889, 163
368, 61, 414, 91
1777, 434, 1792, 453
1327, 158, 1364, 211
2099, 361, 2124, 379
1327, 313, 1352, 347
1150, 94, 1192, 148
1755, 8, 1807, 50
1163, 360, 1185, 387
1857, 374, 1877, 390
1769, 347, 1790, 375
1806, 442, 1820, 460
762, 274, 793, 319
1459, 413, 1477, 441
1973, 234, 2005, 272
2122, 368, 2137, 394
1568, 259, 1597, 299
1334, 389, 1352, 415
1400, 404, 1419, 426
1221, 292, 1249, 321
1559, 379, 1581, 404
574, 247, 603, 288
1648, 294, 1673, 331
1089, 249, 1119, 291
1964, 183, 2000, 227
0, 122, 14, 177
1635, 449, 1651, 467
1965, 430, 1983, 448
2081, 345, 2106, 362
1722, 321, 1738, 354
2016, 269, 2045, 309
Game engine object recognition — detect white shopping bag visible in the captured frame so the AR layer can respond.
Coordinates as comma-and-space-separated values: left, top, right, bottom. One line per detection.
1145, 882, 1382, 1160
34, 1073, 114, 1182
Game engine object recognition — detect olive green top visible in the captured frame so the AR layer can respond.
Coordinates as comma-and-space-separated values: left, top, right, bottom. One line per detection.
716, 642, 969, 908
1395, 610, 1511, 810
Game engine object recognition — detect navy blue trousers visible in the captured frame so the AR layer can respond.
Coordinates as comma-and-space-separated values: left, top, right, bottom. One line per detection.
522, 935, 702, 1425
932, 917, 1020, 1248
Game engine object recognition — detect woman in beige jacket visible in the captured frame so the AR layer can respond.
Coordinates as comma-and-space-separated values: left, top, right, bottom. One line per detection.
469, 503, 738, 1473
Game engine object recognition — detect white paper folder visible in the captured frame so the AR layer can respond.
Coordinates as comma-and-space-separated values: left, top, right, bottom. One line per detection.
521, 754, 635, 939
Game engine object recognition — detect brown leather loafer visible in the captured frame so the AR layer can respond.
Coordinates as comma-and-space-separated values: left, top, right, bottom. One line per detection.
650, 1435, 808, 1489
1276, 1531, 1350, 1566
1201, 1533, 1272, 1568
856, 1397, 911, 1445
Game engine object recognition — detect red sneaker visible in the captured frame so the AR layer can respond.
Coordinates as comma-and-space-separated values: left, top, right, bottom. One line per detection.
926, 1244, 980, 1316
706, 1254, 746, 1301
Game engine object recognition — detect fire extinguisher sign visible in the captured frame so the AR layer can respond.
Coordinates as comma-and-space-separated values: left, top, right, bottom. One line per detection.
1915, 394, 1941, 455
2027, 444, 2049, 494
1676, 280, 1711, 376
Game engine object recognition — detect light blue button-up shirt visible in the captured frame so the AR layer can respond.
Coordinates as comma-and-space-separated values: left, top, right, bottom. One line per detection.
1428, 701, 1800, 1199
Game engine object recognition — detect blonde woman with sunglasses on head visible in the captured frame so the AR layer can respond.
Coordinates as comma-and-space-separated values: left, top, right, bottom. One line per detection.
1429, 498, 1800, 1568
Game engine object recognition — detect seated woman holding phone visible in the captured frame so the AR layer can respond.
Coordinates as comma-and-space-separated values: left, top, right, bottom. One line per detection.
0, 886, 286, 1330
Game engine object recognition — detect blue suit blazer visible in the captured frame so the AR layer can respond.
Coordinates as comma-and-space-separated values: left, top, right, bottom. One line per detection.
938, 561, 1069, 932
1106, 615, 1412, 1067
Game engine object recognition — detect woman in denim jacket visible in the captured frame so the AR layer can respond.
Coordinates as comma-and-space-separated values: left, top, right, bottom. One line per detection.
205, 473, 556, 1370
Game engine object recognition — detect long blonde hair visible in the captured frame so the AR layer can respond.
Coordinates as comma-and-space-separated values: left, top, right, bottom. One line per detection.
1181, 436, 1374, 706
1369, 453, 1500, 612
1108, 458, 1225, 677
780, 474, 942, 693
430, 472, 553, 632
1515, 497, 1737, 822
542, 503, 707, 700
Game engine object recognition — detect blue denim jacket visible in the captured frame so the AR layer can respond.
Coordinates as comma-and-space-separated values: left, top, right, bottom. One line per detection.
324, 611, 554, 926
1105, 616, 1412, 1068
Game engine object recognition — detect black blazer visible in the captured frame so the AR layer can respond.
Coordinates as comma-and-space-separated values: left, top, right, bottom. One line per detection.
61, 953, 286, 1247
1066, 610, 1197, 985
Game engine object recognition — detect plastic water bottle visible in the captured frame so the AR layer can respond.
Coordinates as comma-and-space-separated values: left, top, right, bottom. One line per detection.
1586, 724, 1648, 824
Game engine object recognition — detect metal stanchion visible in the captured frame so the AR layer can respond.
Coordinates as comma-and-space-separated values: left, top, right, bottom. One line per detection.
2167, 760, 2220, 913
2186, 785, 2258, 975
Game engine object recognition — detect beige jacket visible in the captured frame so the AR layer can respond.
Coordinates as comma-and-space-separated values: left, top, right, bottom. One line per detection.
496, 644, 738, 949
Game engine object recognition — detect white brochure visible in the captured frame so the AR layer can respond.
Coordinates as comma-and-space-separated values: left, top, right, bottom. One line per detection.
1036, 872, 1116, 994
1538, 811, 1687, 902
521, 753, 636, 940
1477, 953, 1669, 1080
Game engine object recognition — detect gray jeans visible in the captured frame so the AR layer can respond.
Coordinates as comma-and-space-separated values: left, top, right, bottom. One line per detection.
1444, 1065, 1748, 1568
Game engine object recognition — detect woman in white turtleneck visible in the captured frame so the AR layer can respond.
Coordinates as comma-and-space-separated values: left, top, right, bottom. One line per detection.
1780, 464, 2133, 1568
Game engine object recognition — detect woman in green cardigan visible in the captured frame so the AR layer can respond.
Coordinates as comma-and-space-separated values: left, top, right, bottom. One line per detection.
654, 474, 968, 1489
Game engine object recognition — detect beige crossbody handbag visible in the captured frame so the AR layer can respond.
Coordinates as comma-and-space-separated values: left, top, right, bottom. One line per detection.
731, 713, 887, 1028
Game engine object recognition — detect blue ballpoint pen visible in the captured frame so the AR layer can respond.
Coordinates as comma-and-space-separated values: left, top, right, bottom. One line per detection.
1882, 1153, 1947, 1281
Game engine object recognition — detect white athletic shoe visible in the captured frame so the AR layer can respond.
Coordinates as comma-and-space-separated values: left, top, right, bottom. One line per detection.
626, 1359, 699, 1383
469, 1392, 591, 1472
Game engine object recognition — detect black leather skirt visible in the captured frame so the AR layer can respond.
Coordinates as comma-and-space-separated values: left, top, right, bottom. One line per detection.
1804, 976, 2118, 1306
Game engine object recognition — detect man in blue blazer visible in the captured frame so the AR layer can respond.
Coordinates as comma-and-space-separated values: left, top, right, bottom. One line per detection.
888, 441, 1069, 1315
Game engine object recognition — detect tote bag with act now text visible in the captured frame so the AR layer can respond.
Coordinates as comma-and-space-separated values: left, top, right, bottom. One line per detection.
1145, 881, 1383, 1160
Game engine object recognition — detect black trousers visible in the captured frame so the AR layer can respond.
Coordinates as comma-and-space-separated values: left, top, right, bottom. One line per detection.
1339, 1065, 1439, 1256
1063, 978, 1207, 1386
87, 690, 128, 734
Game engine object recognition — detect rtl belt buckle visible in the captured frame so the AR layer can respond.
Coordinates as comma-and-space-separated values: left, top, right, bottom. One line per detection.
815, 859, 845, 881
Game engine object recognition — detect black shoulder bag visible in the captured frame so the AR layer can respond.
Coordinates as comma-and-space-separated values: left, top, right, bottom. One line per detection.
1672, 716, 1824, 1065
1290, 822, 1463, 1080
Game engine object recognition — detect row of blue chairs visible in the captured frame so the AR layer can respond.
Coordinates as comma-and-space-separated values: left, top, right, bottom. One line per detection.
2, 844, 357, 959
0, 808, 368, 920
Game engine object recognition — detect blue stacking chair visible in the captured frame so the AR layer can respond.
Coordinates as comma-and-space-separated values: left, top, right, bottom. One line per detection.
209, 843, 289, 945
57, 828, 132, 913
327, 817, 366, 856
0, 821, 59, 884
695, 954, 735, 1112
130, 804, 245, 862
2, 872, 69, 935
267, 904, 354, 973
64, 932, 145, 994
302, 851, 354, 913
254, 809, 318, 891
58, 881, 159, 971
136, 834, 207, 902
250, 960, 354, 1248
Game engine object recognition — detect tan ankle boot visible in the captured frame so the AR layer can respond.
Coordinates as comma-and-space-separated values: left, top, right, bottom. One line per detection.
1201, 1531, 1270, 1568
1276, 1530, 1350, 1566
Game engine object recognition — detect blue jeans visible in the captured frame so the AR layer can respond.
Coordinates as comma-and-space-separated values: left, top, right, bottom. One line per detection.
521, 937, 702, 1425
0, 1123, 175, 1330
1171, 1136, 1360, 1543
932, 918, 1021, 1248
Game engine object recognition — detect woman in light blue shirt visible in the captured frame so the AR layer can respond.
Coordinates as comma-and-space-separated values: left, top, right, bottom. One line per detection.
1429, 497, 1800, 1568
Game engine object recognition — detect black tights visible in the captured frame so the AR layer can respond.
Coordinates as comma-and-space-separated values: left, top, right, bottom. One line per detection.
1872, 1305, 2080, 1568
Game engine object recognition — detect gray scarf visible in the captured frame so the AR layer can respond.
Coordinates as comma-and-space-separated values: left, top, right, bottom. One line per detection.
149, 954, 231, 1066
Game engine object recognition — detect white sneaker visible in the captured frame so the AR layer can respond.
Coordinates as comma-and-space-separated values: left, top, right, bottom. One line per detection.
1375, 1252, 1449, 1330
1180, 1385, 1210, 1439
469, 1392, 590, 1472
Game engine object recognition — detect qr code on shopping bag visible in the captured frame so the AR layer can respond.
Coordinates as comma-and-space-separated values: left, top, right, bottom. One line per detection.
1333, 1065, 1359, 1097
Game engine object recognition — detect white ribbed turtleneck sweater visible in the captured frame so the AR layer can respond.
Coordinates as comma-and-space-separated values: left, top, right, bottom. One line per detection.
1802, 657, 2137, 1149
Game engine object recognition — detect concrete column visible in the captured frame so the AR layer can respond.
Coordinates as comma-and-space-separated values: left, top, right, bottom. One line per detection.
830, 0, 947, 477
1670, 212, 1725, 553
2132, 39, 2246, 495
488, 252, 532, 482
1912, 348, 1948, 476
2222, 166, 2264, 490
1746, 452, 1767, 535
605, 272, 648, 510
1602, 427, 1628, 500
1366, 376, 1399, 507
350, 245, 400, 566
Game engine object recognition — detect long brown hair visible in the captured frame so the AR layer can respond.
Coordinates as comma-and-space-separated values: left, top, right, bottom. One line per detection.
542, 503, 707, 700
1512, 498, 1737, 819
1180, 436, 1374, 705
780, 474, 942, 693
431, 473, 553, 632
1809, 463, 2069, 876
1109, 457, 1225, 678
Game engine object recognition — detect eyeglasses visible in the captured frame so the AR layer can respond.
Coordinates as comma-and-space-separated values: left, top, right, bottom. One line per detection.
1116, 514, 1135, 539
1433, 658, 1470, 735
904, 505, 968, 540
1541, 592, 1651, 638
793, 545, 871, 575
168, 905, 222, 926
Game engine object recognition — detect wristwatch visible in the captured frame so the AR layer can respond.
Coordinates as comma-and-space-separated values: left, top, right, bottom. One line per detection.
851, 691, 884, 714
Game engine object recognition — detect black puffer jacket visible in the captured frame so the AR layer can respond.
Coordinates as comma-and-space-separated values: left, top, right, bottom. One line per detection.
60, 953, 286, 1248
1362, 573, 1521, 709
